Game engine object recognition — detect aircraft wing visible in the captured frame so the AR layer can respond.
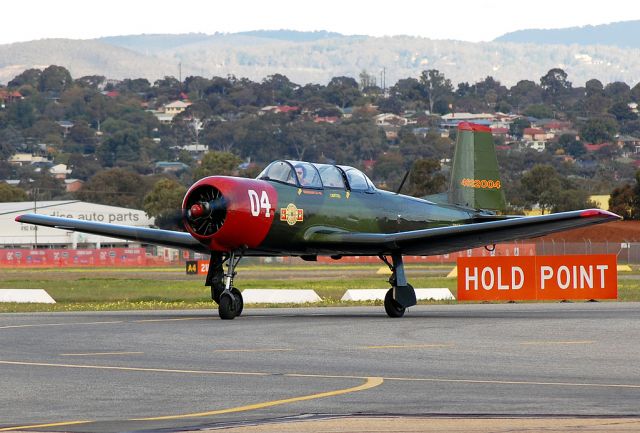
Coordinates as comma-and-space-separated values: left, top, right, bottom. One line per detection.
15, 214, 209, 253
306, 209, 621, 256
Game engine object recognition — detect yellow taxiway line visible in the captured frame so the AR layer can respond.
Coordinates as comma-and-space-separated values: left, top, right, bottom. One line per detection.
362, 343, 454, 350
0, 359, 382, 430
520, 340, 595, 346
0, 420, 91, 432
0, 360, 268, 377
213, 348, 294, 353
133, 376, 383, 421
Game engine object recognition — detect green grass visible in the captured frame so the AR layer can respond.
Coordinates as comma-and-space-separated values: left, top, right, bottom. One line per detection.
0, 266, 638, 313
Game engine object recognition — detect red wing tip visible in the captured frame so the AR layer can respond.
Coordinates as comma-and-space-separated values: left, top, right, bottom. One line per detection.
580, 209, 621, 219
14, 215, 23, 222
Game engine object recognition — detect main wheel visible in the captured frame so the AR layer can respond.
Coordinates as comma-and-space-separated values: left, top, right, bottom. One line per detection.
218, 292, 237, 320
231, 287, 243, 317
384, 287, 406, 318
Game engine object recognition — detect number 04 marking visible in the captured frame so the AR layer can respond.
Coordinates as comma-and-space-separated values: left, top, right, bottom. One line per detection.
248, 190, 272, 217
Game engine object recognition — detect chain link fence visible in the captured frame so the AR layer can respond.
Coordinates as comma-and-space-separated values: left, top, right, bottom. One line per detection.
535, 240, 638, 263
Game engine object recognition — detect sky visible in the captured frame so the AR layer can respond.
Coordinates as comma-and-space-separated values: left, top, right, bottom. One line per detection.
2, 0, 639, 45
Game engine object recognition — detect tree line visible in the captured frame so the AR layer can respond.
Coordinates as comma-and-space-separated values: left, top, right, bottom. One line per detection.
1, 65, 640, 223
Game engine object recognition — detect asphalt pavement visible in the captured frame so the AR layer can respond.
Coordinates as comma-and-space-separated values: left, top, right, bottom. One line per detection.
1, 303, 639, 432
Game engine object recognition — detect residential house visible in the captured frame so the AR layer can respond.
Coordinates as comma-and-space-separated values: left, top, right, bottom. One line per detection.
522, 128, 549, 142
584, 143, 613, 153
615, 135, 640, 153
8, 154, 50, 166
49, 164, 72, 180
151, 100, 192, 124
313, 116, 339, 124
491, 127, 510, 140
155, 161, 190, 174
57, 120, 74, 137
374, 113, 408, 127
64, 179, 84, 193
172, 144, 208, 154
164, 100, 191, 116
412, 127, 449, 138
523, 141, 546, 152
0, 89, 23, 107
259, 105, 300, 115
440, 112, 495, 129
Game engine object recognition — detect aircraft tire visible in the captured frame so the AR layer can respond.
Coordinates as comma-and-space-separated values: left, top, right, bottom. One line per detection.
384, 288, 406, 318
231, 287, 243, 317
218, 292, 237, 320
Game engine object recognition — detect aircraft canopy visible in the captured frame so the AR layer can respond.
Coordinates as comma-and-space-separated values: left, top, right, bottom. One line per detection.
258, 160, 375, 191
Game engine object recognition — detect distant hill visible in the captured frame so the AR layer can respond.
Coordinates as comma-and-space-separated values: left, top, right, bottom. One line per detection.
1, 30, 640, 87
495, 20, 640, 49
235, 30, 347, 42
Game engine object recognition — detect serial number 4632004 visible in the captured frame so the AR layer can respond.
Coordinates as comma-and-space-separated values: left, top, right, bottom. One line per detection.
460, 178, 501, 189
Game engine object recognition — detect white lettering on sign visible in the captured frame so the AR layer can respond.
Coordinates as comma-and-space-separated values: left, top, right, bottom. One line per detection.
465, 266, 524, 291
248, 189, 271, 217
540, 264, 608, 290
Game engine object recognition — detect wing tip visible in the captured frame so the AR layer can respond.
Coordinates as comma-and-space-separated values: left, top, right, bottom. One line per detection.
580, 209, 622, 220
15, 215, 23, 222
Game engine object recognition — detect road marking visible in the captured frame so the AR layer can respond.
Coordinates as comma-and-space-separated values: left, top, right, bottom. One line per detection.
520, 340, 595, 346
383, 376, 640, 389
133, 317, 212, 323
0, 317, 210, 330
3, 359, 638, 393
213, 348, 294, 353
0, 420, 91, 432
132, 376, 383, 421
0, 360, 268, 377
0, 320, 123, 330
362, 344, 454, 350
60, 351, 144, 357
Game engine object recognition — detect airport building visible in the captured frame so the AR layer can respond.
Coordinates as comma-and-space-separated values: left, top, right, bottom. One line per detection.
1, 200, 154, 249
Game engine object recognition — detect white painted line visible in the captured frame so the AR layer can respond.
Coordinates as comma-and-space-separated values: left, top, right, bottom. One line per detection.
341, 288, 454, 301
241, 289, 322, 304
0, 289, 56, 304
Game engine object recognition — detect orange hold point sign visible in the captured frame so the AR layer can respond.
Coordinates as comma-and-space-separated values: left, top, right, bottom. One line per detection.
457, 255, 617, 301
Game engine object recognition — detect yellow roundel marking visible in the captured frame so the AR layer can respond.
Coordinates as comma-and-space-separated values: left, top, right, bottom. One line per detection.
280, 203, 304, 226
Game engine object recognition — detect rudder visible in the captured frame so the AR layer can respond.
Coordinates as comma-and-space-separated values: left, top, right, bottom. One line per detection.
448, 122, 506, 211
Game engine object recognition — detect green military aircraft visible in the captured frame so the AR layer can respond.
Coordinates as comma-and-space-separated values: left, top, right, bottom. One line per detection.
16, 123, 620, 319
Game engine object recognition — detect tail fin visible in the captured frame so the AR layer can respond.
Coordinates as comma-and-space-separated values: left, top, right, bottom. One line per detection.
448, 122, 506, 211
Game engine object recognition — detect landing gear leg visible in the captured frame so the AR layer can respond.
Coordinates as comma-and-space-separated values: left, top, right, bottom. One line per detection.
206, 253, 225, 304
379, 253, 417, 318
217, 251, 244, 320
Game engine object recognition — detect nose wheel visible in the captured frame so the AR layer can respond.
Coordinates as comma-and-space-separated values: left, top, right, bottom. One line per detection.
219, 287, 244, 320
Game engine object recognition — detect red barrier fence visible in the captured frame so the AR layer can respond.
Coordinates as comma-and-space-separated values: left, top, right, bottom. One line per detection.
0, 248, 151, 267
1, 243, 537, 268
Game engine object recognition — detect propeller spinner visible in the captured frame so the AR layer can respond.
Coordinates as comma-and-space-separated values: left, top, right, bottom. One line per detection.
184, 185, 227, 237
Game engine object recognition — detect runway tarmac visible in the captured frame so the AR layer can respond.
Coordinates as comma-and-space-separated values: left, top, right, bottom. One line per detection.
1, 303, 639, 432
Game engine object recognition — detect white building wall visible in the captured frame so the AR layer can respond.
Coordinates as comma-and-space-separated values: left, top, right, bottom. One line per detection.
1, 201, 155, 248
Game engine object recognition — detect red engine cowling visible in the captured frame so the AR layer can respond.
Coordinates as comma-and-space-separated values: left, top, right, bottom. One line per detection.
182, 176, 277, 251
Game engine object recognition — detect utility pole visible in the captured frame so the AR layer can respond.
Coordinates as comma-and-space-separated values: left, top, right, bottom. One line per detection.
33, 187, 38, 247
380, 68, 387, 95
